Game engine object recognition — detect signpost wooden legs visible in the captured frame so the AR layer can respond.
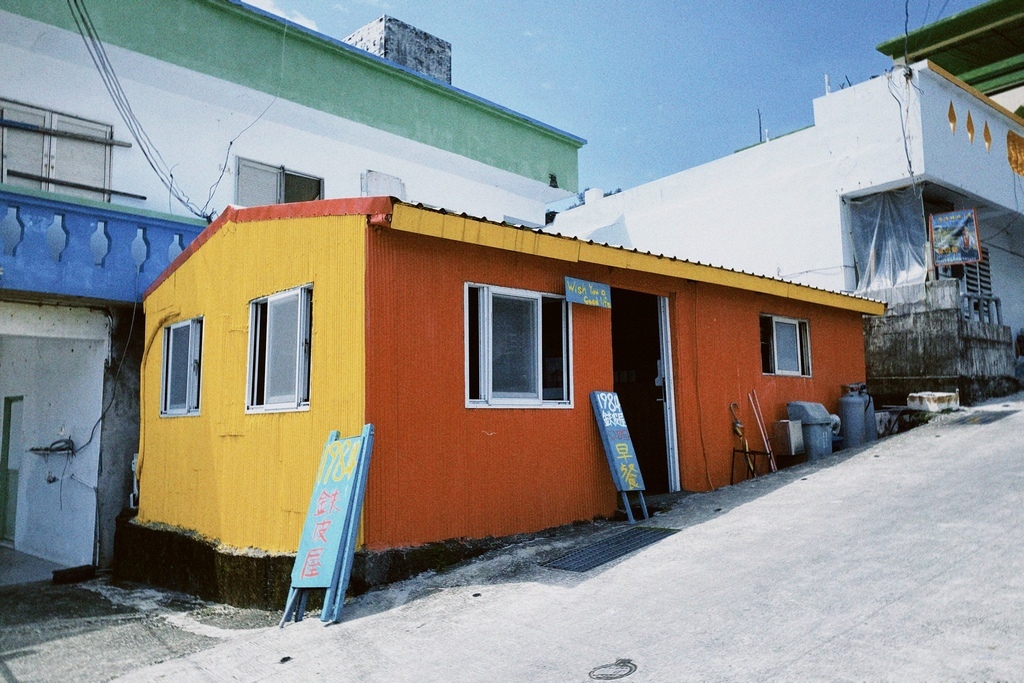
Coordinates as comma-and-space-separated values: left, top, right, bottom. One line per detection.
620, 490, 649, 525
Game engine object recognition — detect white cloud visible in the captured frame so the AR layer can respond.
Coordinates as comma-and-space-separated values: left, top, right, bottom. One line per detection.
245, 0, 319, 30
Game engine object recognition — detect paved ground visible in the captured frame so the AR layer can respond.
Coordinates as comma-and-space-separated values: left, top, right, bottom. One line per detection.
0, 546, 64, 587
3, 395, 1023, 682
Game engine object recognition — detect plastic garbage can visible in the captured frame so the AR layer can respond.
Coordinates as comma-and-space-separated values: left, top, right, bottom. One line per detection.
787, 401, 833, 461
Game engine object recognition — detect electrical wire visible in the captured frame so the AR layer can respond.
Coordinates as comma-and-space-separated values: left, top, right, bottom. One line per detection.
200, 23, 290, 217
66, 0, 211, 221
73, 271, 140, 458
67, 0, 294, 222
692, 285, 715, 491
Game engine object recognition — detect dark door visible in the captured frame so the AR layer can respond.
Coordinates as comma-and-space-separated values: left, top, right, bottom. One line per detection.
611, 289, 669, 494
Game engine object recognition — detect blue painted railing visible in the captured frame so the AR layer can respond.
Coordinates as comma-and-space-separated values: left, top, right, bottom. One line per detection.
0, 185, 206, 303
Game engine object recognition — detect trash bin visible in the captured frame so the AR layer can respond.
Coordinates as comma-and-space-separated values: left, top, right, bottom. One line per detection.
786, 401, 833, 461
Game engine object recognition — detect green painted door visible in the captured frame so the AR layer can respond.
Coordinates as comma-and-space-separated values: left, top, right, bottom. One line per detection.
1, 396, 24, 542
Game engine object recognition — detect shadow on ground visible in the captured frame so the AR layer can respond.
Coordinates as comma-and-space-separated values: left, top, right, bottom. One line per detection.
0, 578, 278, 683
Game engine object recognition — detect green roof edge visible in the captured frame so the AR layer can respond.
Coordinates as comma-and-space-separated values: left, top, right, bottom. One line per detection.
2, 0, 583, 192
876, 0, 1023, 62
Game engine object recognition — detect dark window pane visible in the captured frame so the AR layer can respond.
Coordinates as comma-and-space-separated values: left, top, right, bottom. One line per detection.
467, 287, 481, 400
759, 315, 774, 373
541, 297, 566, 401
191, 321, 203, 411
799, 321, 811, 376
252, 301, 268, 406
284, 172, 322, 203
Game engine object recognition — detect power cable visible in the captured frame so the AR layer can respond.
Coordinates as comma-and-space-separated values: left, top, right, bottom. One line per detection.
200, 23, 290, 217
66, 0, 211, 220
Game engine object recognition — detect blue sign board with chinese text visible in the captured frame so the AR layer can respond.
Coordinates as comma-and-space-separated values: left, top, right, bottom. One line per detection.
565, 277, 612, 308
930, 209, 981, 266
591, 391, 645, 492
281, 425, 374, 626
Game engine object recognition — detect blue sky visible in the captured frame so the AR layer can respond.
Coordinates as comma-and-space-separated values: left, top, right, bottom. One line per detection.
253, 0, 981, 196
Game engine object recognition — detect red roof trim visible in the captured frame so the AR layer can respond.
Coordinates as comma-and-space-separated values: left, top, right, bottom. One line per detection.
143, 196, 395, 299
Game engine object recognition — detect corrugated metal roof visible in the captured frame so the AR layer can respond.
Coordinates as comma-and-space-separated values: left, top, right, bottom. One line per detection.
146, 196, 885, 316
397, 202, 886, 315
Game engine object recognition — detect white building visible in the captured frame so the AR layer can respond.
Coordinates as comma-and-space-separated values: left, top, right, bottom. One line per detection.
552, 62, 1023, 324
550, 60, 1024, 404
0, 0, 582, 568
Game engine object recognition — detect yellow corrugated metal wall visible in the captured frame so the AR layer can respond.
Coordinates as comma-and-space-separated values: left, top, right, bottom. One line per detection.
138, 215, 366, 553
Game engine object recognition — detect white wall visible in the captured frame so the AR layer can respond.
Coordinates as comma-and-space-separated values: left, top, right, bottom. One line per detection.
551, 71, 923, 293
991, 85, 1024, 116
0, 11, 560, 226
0, 304, 108, 567
551, 64, 1024, 332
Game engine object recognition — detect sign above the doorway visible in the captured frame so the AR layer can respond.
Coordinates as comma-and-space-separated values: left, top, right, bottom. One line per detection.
564, 277, 611, 308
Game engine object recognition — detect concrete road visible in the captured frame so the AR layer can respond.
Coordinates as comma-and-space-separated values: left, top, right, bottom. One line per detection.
116, 396, 1024, 682
4, 397, 1023, 682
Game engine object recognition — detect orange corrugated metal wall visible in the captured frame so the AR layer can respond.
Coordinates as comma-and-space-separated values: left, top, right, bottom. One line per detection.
671, 281, 868, 491
363, 225, 868, 548
363, 228, 619, 549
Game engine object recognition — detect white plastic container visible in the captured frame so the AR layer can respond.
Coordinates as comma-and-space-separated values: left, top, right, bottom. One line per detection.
907, 391, 960, 412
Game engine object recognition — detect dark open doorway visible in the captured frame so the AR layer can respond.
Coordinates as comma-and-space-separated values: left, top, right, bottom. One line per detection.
611, 288, 670, 495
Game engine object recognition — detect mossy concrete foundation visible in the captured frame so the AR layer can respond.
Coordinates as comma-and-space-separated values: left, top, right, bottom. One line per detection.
113, 512, 534, 609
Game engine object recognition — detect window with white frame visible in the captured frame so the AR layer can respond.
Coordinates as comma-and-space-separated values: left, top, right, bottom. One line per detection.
466, 284, 571, 407
0, 99, 113, 202
248, 285, 313, 411
236, 157, 323, 207
161, 318, 203, 415
760, 314, 811, 376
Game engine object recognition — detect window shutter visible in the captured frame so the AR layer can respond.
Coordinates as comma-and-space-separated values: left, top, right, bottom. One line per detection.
237, 158, 282, 207
1, 105, 47, 189
50, 114, 110, 201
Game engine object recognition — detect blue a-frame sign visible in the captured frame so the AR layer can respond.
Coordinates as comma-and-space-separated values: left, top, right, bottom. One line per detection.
590, 391, 649, 523
280, 424, 375, 626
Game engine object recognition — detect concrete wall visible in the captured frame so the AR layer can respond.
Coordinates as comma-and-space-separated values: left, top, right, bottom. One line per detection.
0, 9, 569, 227
0, 303, 109, 567
96, 306, 142, 567
550, 69, 925, 293
864, 281, 1017, 405
343, 16, 452, 84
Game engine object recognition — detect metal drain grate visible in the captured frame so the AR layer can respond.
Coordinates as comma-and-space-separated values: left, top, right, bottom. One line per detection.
947, 410, 1018, 426
543, 526, 679, 573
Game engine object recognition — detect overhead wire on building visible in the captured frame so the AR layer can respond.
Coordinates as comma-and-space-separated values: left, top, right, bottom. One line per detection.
66, 0, 212, 221
692, 285, 715, 491
200, 21, 290, 217
73, 270, 141, 460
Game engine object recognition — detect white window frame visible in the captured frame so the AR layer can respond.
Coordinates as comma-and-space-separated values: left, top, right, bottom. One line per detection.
761, 314, 812, 377
246, 285, 313, 413
465, 283, 572, 409
235, 157, 323, 207
161, 317, 203, 416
